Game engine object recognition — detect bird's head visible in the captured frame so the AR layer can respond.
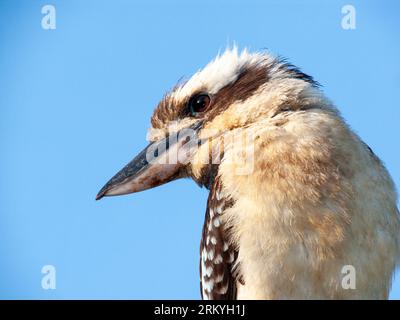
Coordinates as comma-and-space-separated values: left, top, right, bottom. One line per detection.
96, 47, 322, 200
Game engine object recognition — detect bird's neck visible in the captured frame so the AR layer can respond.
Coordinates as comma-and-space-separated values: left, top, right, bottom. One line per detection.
189, 163, 220, 190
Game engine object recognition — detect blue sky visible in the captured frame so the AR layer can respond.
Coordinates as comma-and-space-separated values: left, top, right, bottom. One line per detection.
0, 0, 399, 299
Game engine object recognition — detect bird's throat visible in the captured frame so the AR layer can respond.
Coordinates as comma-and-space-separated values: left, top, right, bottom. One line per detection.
189, 163, 220, 190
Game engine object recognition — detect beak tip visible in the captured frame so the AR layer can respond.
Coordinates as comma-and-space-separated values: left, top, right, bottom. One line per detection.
95, 188, 107, 201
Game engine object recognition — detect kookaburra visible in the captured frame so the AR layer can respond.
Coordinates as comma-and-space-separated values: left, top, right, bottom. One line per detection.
96, 48, 400, 299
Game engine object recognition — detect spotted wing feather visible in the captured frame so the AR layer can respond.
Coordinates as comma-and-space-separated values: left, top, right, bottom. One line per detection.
200, 177, 238, 300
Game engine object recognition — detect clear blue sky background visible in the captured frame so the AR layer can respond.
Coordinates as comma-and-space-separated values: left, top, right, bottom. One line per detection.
0, 0, 399, 299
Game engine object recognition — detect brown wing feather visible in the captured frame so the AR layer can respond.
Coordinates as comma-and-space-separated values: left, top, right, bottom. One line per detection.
199, 177, 238, 300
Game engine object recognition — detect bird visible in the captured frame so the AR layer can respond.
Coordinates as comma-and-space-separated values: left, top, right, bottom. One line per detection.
96, 47, 400, 299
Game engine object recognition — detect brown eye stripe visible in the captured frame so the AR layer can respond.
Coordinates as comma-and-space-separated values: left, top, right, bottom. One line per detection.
151, 64, 268, 128
205, 63, 269, 122
150, 56, 317, 129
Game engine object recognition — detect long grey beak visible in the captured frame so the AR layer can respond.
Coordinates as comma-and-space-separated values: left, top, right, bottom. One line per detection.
96, 123, 202, 200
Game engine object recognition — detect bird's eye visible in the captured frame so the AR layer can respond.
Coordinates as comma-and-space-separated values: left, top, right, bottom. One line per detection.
188, 93, 211, 116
